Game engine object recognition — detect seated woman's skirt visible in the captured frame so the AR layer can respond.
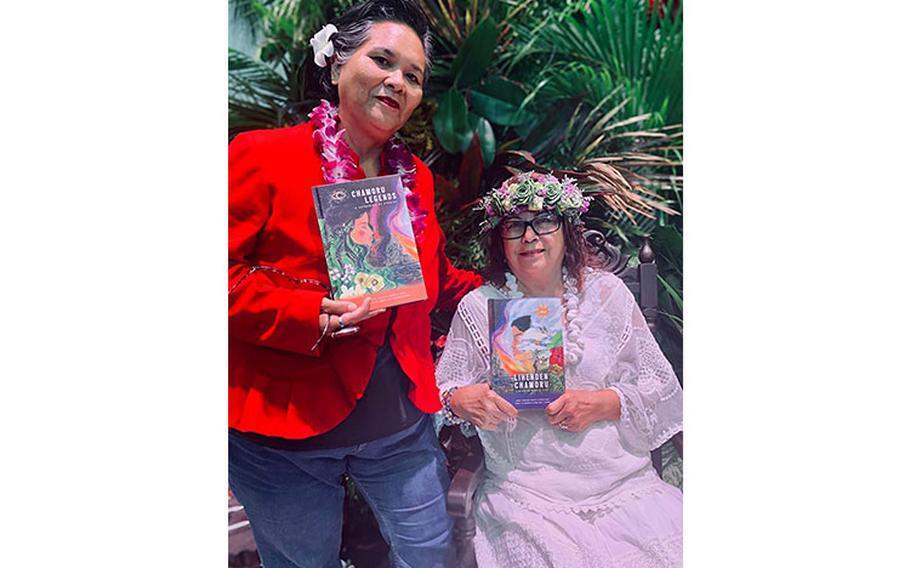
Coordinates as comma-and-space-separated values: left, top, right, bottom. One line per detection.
474, 468, 682, 568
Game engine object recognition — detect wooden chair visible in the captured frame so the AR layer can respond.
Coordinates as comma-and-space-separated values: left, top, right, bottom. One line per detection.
439, 232, 683, 568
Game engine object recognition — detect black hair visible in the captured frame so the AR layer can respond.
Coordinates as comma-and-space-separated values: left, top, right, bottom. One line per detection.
315, 0, 434, 101
484, 218, 592, 290
510, 315, 532, 332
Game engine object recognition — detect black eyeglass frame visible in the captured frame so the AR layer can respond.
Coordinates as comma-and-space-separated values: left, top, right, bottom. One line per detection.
499, 212, 563, 240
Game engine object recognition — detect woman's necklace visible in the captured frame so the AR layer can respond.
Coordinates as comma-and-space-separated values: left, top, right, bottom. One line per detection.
501, 268, 586, 367
308, 99, 427, 235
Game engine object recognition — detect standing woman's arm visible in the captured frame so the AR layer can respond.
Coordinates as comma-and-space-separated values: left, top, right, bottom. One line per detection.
228, 132, 328, 355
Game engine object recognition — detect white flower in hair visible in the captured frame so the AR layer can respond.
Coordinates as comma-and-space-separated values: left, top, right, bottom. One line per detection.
310, 23, 338, 67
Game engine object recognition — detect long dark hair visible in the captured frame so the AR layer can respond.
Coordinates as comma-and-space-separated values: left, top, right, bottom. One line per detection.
315, 0, 434, 102
484, 218, 593, 290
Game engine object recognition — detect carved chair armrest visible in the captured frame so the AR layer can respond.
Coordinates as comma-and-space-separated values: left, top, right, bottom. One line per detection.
446, 449, 486, 519
671, 431, 683, 458
446, 445, 485, 568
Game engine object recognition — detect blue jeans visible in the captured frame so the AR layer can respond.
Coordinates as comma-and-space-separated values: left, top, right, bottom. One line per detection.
229, 416, 455, 568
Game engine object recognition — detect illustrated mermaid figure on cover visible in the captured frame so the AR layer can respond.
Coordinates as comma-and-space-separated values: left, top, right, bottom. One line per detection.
324, 194, 423, 298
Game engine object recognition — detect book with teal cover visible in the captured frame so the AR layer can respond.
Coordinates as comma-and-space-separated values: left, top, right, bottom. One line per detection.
488, 297, 565, 409
311, 174, 427, 310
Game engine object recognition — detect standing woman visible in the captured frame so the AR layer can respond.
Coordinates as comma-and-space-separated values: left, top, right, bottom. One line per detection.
228, 1, 480, 567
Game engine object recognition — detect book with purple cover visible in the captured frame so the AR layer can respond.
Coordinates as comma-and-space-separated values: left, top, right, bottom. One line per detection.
488, 297, 565, 409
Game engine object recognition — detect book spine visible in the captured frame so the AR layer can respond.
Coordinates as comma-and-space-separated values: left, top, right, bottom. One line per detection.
311, 185, 325, 220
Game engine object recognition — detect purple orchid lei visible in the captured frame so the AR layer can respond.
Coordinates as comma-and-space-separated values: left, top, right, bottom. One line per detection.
309, 99, 427, 235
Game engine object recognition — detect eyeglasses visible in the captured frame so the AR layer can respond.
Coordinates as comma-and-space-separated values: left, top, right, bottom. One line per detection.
500, 213, 562, 240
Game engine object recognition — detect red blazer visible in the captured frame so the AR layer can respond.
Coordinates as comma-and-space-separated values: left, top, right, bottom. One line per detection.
229, 122, 481, 439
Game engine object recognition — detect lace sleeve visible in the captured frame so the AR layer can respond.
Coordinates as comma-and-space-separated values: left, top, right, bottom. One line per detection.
606, 286, 683, 454
434, 291, 492, 434
436, 291, 490, 393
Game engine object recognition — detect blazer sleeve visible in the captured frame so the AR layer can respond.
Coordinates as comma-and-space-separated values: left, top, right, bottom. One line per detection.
228, 132, 327, 356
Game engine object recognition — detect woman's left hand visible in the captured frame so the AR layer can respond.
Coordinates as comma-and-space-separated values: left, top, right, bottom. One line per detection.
546, 389, 621, 433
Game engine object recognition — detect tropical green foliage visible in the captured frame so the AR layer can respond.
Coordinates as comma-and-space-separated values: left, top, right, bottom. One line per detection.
229, 0, 333, 137
522, 0, 683, 126
421, 1, 683, 376
227, 0, 683, 373
228, 2, 684, 562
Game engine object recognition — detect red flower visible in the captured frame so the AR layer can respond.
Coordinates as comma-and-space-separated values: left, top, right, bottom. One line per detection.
549, 346, 564, 368
648, 0, 680, 20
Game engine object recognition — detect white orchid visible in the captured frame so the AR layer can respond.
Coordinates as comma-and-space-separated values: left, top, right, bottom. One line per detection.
310, 24, 338, 68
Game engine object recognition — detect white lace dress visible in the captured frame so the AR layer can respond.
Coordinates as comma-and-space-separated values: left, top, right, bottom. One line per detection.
436, 269, 683, 568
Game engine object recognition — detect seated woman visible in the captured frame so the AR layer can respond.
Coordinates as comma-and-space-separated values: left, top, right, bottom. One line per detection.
436, 172, 683, 567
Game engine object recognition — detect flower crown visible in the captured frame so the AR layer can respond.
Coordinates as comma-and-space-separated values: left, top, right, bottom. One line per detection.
310, 24, 338, 68
478, 172, 592, 232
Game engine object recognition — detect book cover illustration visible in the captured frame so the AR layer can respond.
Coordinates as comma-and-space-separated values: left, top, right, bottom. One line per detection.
311, 174, 427, 310
488, 297, 565, 410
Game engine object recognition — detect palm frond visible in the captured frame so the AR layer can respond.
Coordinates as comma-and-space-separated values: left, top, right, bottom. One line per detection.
511, 0, 682, 125
229, 49, 291, 100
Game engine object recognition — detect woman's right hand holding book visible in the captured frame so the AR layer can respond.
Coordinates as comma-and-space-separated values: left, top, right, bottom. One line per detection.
449, 384, 518, 431
317, 297, 387, 341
